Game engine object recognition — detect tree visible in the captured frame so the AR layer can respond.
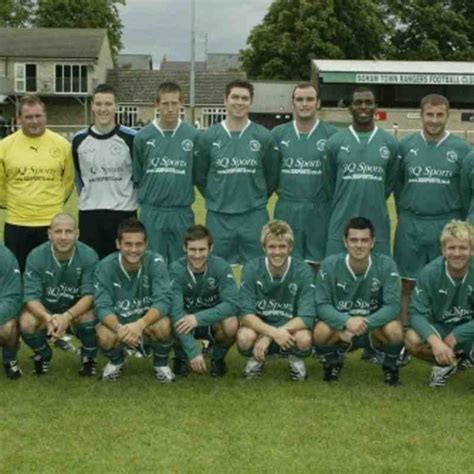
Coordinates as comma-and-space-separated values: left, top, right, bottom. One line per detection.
0, 0, 34, 27
33, 0, 126, 58
241, 0, 392, 80
389, 0, 474, 61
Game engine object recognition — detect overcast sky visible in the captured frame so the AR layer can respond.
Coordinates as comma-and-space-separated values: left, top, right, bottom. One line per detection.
118, 0, 273, 67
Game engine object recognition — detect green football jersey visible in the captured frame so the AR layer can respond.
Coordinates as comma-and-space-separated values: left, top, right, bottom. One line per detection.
133, 120, 198, 208
23, 241, 99, 314
240, 256, 316, 328
94, 250, 172, 324
194, 120, 279, 214
272, 120, 338, 202
0, 245, 22, 326
170, 254, 240, 359
315, 253, 401, 331
410, 256, 474, 344
323, 126, 400, 246
460, 149, 474, 223
396, 132, 470, 216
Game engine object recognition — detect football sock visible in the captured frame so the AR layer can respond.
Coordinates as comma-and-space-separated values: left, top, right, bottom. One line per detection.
152, 338, 173, 367
22, 329, 52, 360
76, 320, 97, 359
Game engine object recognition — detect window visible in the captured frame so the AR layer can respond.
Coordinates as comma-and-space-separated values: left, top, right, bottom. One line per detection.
116, 105, 138, 127
201, 107, 226, 128
15, 63, 37, 92
55, 64, 88, 93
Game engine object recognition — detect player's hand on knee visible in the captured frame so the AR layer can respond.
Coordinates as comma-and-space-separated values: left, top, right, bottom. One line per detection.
339, 329, 355, 344
46, 314, 59, 336
432, 339, 455, 366
253, 336, 271, 362
346, 317, 368, 336
190, 355, 207, 373
175, 314, 198, 335
443, 333, 457, 349
50, 313, 71, 338
272, 327, 295, 350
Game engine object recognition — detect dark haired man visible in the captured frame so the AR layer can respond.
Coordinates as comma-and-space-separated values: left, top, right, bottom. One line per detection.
194, 79, 279, 264
133, 81, 199, 262
314, 217, 404, 385
323, 88, 399, 257
94, 218, 174, 382
170, 224, 240, 377
72, 83, 137, 259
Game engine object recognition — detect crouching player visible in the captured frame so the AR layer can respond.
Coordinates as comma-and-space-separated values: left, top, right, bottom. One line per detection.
405, 220, 474, 387
0, 245, 22, 379
94, 218, 175, 382
237, 220, 316, 380
170, 225, 240, 377
20, 213, 99, 375
314, 217, 403, 386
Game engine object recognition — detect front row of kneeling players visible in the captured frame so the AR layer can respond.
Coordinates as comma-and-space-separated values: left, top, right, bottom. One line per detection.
0, 213, 472, 387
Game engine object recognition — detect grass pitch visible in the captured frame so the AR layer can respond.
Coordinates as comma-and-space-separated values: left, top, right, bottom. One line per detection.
0, 192, 472, 473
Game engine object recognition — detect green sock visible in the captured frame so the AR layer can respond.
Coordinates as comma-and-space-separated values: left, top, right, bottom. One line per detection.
152, 338, 173, 367
315, 344, 347, 366
22, 330, 52, 360
291, 346, 312, 358
211, 343, 230, 361
103, 346, 125, 365
382, 343, 403, 370
237, 346, 253, 358
76, 320, 97, 359
173, 343, 187, 362
2, 345, 19, 364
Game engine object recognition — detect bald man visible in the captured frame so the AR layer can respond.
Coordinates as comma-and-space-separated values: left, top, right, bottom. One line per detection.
20, 213, 99, 376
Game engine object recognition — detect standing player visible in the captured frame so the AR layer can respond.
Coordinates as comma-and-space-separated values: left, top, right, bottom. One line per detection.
314, 217, 403, 385
133, 81, 198, 262
323, 88, 399, 256
20, 213, 99, 375
460, 149, 474, 224
94, 218, 174, 382
272, 83, 338, 269
237, 220, 316, 380
395, 94, 471, 324
72, 84, 137, 259
0, 95, 74, 272
405, 220, 474, 387
170, 224, 240, 377
0, 245, 22, 379
194, 80, 279, 264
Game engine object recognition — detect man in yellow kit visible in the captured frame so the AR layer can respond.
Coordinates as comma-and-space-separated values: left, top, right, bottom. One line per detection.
0, 95, 74, 273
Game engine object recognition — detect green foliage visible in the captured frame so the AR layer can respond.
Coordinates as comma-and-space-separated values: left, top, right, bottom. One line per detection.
33, 0, 125, 58
0, 0, 33, 27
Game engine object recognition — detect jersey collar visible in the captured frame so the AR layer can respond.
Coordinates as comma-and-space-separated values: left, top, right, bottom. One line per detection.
444, 260, 469, 286
153, 118, 182, 138
265, 256, 292, 282
349, 125, 378, 145
186, 264, 208, 284
221, 119, 251, 139
293, 119, 320, 140
51, 243, 76, 268
345, 253, 372, 280
420, 130, 450, 148
119, 254, 142, 280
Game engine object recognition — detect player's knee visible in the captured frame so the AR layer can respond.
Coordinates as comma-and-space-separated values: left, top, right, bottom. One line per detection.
221, 316, 239, 338
148, 317, 172, 340
75, 310, 96, 324
404, 329, 422, 355
236, 327, 257, 350
313, 321, 333, 344
0, 319, 19, 344
381, 320, 404, 343
96, 323, 118, 351
294, 329, 312, 351
19, 311, 42, 335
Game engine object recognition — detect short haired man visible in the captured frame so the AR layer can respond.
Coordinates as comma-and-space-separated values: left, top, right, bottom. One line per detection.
72, 83, 137, 259
0, 245, 22, 379
323, 88, 399, 256
314, 217, 403, 386
405, 220, 474, 387
194, 80, 279, 264
94, 218, 175, 382
20, 213, 99, 376
395, 94, 471, 325
133, 81, 198, 262
237, 220, 316, 380
272, 83, 338, 269
0, 95, 74, 272
170, 224, 240, 377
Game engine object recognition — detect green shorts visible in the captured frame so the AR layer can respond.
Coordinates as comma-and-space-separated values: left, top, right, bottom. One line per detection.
140, 205, 194, 263
274, 199, 330, 263
207, 208, 268, 264
394, 213, 459, 280
193, 325, 216, 343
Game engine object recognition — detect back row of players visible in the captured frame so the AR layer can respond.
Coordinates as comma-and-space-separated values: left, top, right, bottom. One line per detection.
0, 213, 472, 387
0, 80, 472, 385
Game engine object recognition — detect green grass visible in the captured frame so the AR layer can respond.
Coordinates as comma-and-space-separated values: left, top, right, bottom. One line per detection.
0, 192, 472, 473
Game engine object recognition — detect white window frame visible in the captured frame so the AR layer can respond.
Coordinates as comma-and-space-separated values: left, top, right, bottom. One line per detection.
54, 64, 88, 94
116, 105, 139, 128
201, 107, 227, 129
14, 63, 37, 93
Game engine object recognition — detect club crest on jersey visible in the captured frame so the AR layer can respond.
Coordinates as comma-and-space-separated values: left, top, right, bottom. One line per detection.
181, 139, 193, 152
207, 277, 217, 291
111, 144, 124, 156
371, 278, 381, 292
379, 146, 390, 160
142, 275, 150, 288
249, 140, 261, 152
49, 147, 60, 158
446, 151, 458, 163
316, 139, 327, 152
288, 283, 298, 296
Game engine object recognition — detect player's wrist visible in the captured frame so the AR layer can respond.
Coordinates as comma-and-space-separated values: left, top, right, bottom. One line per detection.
113, 322, 123, 334
64, 310, 75, 322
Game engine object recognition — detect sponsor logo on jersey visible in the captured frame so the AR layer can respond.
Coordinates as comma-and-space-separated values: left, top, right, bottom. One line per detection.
337, 282, 348, 291
407, 166, 452, 185
115, 296, 154, 319
379, 145, 390, 160
45, 270, 55, 277
280, 140, 290, 147
215, 157, 258, 175
340, 145, 350, 153
316, 139, 327, 152
46, 283, 80, 300
181, 139, 194, 152
147, 157, 187, 175
443, 306, 474, 324
249, 140, 261, 152
336, 298, 378, 314
256, 299, 294, 319
281, 157, 322, 176
146, 140, 156, 148
185, 294, 220, 309
409, 148, 419, 156
212, 141, 222, 149
342, 162, 384, 182
446, 151, 458, 163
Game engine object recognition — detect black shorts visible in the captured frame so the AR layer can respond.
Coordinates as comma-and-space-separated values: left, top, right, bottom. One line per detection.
79, 209, 136, 259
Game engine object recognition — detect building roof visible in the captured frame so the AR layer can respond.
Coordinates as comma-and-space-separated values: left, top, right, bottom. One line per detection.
0, 28, 107, 59
106, 69, 247, 105
159, 60, 207, 72
312, 59, 474, 74
116, 54, 153, 70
